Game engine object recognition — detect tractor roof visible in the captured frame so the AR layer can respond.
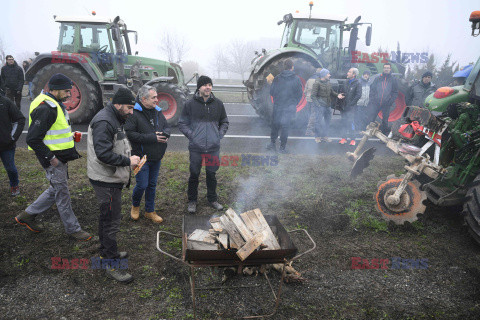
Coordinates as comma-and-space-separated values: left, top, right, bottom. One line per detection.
54, 16, 112, 24
291, 12, 346, 23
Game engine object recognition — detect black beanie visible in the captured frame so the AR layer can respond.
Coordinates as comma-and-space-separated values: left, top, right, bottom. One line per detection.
48, 73, 73, 90
422, 71, 433, 79
112, 88, 136, 105
196, 75, 212, 90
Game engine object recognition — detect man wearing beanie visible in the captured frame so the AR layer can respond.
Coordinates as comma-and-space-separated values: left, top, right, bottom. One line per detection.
179, 75, 229, 214
308, 68, 339, 143
87, 87, 140, 283
406, 71, 436, 107
267, 59, 302, 152
16, 73, 91, 241
1, 55, 24, 109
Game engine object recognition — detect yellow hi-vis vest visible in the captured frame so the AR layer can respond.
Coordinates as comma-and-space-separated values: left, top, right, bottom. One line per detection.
28, 94, 74, 151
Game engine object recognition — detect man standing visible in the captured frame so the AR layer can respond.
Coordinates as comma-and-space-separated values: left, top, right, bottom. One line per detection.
338, 68, 362, 145
309, 68, 338, 143
88, 87, 139, 283
179, 75, 229, 214
368, 63, 398, 134
0, 92, 25, 196
125, 85, 169, 223
305, 68, 322, 137
267, 59, 302, 152
356, 70, 371, 130
15, 74, 91, 241
406, 71, 436, 107
1, 55, 24, 109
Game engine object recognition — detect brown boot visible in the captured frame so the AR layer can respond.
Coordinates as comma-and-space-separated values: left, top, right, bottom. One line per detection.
145, 211, 163, 224
130, 206, 140, 221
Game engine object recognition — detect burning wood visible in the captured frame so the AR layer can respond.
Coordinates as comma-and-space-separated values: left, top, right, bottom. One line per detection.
186, 208, 280, 261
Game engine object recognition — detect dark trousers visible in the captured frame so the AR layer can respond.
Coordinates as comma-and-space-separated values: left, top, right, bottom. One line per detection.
270, 110, 294, 148
188, 150, 219, 203
6, 88, 22, 109
92, 185, 122, 259
341, 107, 356, 139
370, 104, 392, 133
0, 148, 19, 187
132, 160, 161, 212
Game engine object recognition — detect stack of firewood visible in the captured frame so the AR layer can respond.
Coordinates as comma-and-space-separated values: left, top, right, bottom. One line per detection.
186, 208, 281, 261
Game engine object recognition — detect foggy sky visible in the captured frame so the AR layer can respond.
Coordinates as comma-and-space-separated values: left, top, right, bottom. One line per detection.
2, 0, 479, 71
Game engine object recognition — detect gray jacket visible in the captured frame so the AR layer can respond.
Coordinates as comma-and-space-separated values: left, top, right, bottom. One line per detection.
357, 77, 370, 107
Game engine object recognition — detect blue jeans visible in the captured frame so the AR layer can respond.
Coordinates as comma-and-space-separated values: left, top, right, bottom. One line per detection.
0, 148, 19, 187
132, 160, 161, 212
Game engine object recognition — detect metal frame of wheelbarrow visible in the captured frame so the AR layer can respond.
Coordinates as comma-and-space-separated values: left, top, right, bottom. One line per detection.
156, 226, 315, 319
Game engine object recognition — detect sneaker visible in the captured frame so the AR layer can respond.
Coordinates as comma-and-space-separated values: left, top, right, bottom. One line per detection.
101, 252, 128, 259
105, 268, 133, 283
69, 230, 92, 241
209, 201, 224, 211
15, 211, 43, 232
266, 142, 276, 152
188, 201, 197, 214
11, 186, 20, 196
314, 137, 322, 143
339, 138, 347, 145
349, 139, 356, 146
322, 137, 332, 142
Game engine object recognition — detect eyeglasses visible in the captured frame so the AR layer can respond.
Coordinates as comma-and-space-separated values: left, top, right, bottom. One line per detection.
6, 58, 14, 61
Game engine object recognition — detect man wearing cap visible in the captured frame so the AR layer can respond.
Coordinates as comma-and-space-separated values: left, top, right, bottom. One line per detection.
1, 55, 24, 109
179, 75, 229, 214
88, 87, 140, 283
406, 71, 436, 107
16, 73, 91, 241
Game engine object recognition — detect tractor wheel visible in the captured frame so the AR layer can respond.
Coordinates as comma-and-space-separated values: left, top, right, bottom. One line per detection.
464, 175, 480, 245
31, 64, 99, 124
374, 174, 427, 224
154, 82, 187, 126
248, 56, 316, 128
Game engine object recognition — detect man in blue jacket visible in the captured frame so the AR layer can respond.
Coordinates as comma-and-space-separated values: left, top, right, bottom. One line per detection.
267, 59, 303, 153
125, 85, 169, 223
179, 76, 229, 214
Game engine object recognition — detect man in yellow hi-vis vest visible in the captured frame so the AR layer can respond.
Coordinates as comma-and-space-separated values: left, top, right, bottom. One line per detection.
15, 73, 91, 241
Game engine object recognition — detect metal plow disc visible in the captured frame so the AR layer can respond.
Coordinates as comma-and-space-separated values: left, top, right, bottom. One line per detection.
374, 175, 427, 224
350, 147, 376, 179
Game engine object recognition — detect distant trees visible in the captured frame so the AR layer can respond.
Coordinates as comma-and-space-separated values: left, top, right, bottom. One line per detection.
210, 39, 256, 80
405, 53, 461, 87
0, 37, 7, 66
181, 60, 201, 81
158, 30, 189, 64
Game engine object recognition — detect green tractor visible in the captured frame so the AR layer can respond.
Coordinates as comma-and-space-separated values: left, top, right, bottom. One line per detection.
347, 10, 480, 244
244, 3, 406, 127
25, 15, 188, 125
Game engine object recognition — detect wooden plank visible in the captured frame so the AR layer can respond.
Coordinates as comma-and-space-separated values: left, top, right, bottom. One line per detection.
209, 221, 224, 233
187, 240, 218, 251
216, 234, 229, 249
225, 208, 253, 241
240, 209, 280, 250
236, 231, 266, 261
188, 229, 210, 242
219, 215, 245, 247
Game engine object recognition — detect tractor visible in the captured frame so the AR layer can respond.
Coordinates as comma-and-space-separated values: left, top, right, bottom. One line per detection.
244, 2, 407, 127
347, 10, 480, 244
25, 14, 188, 125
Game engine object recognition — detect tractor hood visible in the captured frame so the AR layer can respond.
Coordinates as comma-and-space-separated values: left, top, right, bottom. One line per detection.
250, 47, 320, 74
424, 85, 469, 113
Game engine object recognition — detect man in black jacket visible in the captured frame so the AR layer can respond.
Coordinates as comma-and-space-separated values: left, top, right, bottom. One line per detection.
1, 55, 24, 109
16, 74, 91, 241
406, 71, 436, 107
338, 68, 362, 145
0, 94, 25, 196
179, 75, 229, 214
125, 85, 169, 223
267, 59, 302, 153
368, 63, 399, 134
88, 87, 140, 283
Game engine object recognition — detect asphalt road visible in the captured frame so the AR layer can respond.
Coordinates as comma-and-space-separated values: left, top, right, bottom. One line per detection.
17, 98, 392, 156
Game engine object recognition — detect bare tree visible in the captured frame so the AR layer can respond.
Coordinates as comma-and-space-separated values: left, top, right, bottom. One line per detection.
158, 30, 189, 64
0, 36, 7, 66
225, 39, 256, 80
181, 60, 201, 81
210, 45, 230, 78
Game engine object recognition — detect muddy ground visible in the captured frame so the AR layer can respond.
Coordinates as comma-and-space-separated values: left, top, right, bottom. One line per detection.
1, 149, 479, 320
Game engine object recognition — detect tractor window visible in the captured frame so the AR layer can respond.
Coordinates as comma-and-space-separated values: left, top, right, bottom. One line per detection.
293, 20, 341, 56
80, 24, 112, 53
59, 23, 76, 52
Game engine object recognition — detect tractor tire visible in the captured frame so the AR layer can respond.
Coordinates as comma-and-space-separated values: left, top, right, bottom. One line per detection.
248, 56, 316, 128
31, 64, 99, 124
154, 82, 187, 126
464, 174, 480, 245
